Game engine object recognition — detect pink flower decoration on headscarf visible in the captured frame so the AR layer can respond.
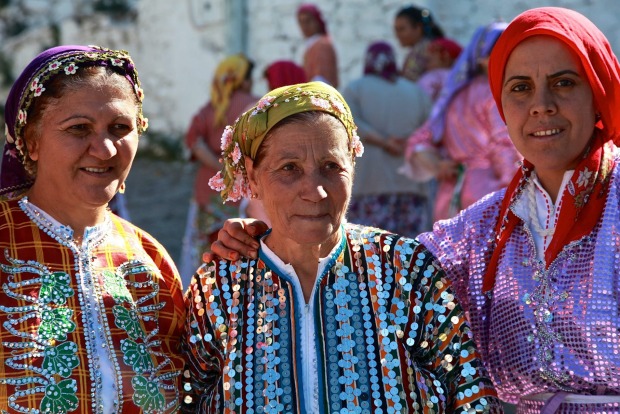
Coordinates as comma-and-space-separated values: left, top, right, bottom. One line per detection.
231, 143, 242, 165
208, 171, 226, 191
226, 171, 251, 202
220, 126, 234, 151
48, 61, 61, 71
351, 133, 364, 157
64, 63, 78, 75
256, 96, 275, 110
311, 96, 330, 110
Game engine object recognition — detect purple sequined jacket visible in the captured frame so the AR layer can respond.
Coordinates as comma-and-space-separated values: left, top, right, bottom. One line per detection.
418, 156, 620, 413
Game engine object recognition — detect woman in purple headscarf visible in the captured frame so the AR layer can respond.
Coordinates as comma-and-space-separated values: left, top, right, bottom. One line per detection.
0, 45, 185, 413
405, 22, 521, 221
342, 41, 433, 236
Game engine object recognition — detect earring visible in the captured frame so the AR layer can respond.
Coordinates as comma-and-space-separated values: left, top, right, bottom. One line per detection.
118, 182, 126, 194
251, 192, 258, 199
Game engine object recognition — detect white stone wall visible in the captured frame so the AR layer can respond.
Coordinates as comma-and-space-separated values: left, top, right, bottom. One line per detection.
1, 0, 620, 139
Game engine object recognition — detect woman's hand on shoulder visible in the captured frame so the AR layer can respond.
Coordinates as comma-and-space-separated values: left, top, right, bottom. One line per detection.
202, 218, 269, 262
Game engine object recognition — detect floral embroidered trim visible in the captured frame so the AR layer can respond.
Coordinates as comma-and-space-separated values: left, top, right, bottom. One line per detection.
9, 46, 148, 164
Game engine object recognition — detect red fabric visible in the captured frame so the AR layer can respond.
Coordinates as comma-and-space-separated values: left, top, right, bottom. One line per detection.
488, 7, 620, 139
264, 60, 307, 90
428, 38, 462, 61
483, 7, 620, 292
303, 35, 339, 88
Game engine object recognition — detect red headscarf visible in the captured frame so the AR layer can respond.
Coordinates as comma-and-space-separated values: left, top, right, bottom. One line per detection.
297, 3, 327, 35
264, 60, 307, 90
483, 7, 620, 292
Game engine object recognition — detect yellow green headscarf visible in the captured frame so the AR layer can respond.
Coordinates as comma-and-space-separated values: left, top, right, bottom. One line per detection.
211, 54, 251, 127
209, 81, 364, 202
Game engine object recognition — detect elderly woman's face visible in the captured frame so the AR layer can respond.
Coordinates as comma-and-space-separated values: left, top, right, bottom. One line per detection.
245, 114, 353, 248
27, 76, 139, 211
501, 36, 596, 180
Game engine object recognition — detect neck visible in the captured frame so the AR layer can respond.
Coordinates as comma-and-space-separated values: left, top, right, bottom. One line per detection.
26, 187, 107, 241
265, 230, 340, 302
534, 170, 566, 204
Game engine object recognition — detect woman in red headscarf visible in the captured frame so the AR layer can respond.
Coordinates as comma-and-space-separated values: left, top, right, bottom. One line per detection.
296, 3, 339, 88
209, 7, 620, 413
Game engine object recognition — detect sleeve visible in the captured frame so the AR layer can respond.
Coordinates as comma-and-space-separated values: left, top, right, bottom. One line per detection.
180, 263, 225, 413
401, 242, 503, 413
185, 105, 210, 160
402, 120, 440, 182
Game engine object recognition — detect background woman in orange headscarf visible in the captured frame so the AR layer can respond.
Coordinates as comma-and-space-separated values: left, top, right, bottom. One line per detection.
209, 7, 620, 413
179, 54, 258, 286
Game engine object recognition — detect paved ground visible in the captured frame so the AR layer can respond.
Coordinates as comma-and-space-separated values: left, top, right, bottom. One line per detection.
124, 156, 196, 269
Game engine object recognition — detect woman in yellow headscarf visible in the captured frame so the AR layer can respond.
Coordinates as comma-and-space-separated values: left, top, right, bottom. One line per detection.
179, 54, 258, 285
180, 81, 501, 413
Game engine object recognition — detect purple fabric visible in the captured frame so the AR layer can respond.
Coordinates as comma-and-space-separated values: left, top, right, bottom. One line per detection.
363, 41, 398, 82
297, 3, 327, 34
417, 152, 620, 411
427, 22, 507, 143
1, 45, 142, 197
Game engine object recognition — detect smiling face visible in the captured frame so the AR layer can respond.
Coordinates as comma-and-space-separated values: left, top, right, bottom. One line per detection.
245, 112, 353, 252
501, 35, 596, 191
26, 70, 140, 223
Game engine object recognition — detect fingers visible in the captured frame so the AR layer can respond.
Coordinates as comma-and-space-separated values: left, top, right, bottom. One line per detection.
208, 240, 241, 261
246, 221, 270, 237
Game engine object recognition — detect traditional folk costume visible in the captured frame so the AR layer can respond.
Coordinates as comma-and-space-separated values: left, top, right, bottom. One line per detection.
405, 23, 521, 222
419, 8, 620, 413
297, 4, 339, 88
343, 41, 433, 236
401, 37, 433, 82
180, 55, 258, 283
0, 46, 185, 413
180, 82, 502, 413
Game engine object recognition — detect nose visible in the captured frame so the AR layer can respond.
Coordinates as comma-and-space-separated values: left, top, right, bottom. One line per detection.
530, 87, 557, 116
89, 132, 118, 160
301, 171, 328, 202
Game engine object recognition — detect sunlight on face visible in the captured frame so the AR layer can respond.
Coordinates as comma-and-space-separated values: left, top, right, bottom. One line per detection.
246, 113, 353, 250
501, 36, 596, 188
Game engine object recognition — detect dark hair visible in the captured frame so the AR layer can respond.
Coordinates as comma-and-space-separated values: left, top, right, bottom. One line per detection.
396, 5, 444, 39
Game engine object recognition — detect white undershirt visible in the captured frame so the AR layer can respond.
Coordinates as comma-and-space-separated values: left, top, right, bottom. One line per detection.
259, 238, 337, 413
514, 170, 574, 260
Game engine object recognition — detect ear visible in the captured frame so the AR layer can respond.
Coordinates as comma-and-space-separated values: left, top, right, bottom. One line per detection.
244, 157, 259, 197
25, 135, 39, 162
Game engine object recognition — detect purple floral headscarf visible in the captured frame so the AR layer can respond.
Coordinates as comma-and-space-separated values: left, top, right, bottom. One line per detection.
363, 41, 398, 82
0, 45, 147, 197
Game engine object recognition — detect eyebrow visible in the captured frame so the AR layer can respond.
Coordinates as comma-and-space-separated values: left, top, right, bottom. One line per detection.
504, 69, 581, 86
